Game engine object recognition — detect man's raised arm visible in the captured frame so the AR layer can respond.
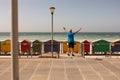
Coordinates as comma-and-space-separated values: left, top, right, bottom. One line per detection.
63, 27, 67, 32
75, 28, 82, 33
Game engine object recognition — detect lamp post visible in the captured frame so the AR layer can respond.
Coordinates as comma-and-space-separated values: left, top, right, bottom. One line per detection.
49, 7, 55, 58
11, 0, 19, 80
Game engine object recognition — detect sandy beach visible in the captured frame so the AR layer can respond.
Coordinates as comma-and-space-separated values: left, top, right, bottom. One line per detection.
0, 54, 120, 80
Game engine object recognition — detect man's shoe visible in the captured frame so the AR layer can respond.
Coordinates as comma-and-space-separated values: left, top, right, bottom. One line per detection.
67, 54, 70, 56
72, 54, 75, 56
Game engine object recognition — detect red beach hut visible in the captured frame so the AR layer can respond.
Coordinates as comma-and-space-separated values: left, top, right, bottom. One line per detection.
81, 40, 90, 54
20, 40, 31, 56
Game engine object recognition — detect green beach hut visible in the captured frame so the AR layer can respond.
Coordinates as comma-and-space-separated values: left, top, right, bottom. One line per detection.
92, 39, 111, 54
0, 41, 1, 55
32, 40, 42, 55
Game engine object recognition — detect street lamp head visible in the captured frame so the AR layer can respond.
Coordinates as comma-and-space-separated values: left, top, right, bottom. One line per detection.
49, 7, 55, 15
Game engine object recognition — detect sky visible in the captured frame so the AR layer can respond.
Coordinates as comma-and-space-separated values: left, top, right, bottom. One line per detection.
0, 0, 120, 32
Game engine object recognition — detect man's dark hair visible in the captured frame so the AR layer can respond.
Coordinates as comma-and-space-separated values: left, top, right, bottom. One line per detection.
70, 29, 72, 33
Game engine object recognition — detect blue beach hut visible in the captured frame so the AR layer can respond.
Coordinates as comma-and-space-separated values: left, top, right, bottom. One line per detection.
44, 40, 60, 58
111, 39, 120, 54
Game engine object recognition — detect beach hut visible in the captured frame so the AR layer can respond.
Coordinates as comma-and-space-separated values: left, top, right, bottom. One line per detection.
0, 41, 1, 54
62, 41, 80, 53
92, 39, 111, 54
111, 39, 120, 54
32, 40, 42, 55
0, 39, 11, 55
20, 40, 31, 57
44, 40, 60, 58
81, 40, 90, 55
62, 41, 68, 53
0, 41, 2, 55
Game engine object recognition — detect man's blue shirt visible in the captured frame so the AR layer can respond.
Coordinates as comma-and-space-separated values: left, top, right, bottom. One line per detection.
67, 32, 75, 43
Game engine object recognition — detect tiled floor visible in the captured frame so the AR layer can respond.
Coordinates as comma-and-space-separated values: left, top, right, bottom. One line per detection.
0, 56, 120, 80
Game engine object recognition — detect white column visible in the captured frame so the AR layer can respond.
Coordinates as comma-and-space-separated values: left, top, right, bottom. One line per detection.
11, 0, 19, 80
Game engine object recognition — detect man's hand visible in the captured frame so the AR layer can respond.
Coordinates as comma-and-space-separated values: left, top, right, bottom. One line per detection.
63, 27, 67, 32
80, 28, 82, 30
63, 27, 66, 30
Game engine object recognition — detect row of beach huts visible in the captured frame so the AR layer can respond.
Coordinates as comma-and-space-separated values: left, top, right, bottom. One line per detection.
0, 39, 120, 58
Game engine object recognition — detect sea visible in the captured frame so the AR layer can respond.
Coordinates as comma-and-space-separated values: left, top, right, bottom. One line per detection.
0, 32, 120, 42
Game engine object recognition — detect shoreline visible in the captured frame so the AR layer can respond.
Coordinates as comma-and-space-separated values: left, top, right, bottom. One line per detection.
0, 53, 120, 59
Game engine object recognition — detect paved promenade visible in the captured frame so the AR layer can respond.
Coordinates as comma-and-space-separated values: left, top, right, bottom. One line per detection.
0, 55, 120, 80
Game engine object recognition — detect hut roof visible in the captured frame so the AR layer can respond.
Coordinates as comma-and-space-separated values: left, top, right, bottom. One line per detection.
111, 39, 120, 43
92, 39, 110, 43
81, 39, 91, 43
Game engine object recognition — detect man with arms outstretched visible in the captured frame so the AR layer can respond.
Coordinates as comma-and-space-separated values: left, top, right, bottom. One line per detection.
63, 27, 82, 56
